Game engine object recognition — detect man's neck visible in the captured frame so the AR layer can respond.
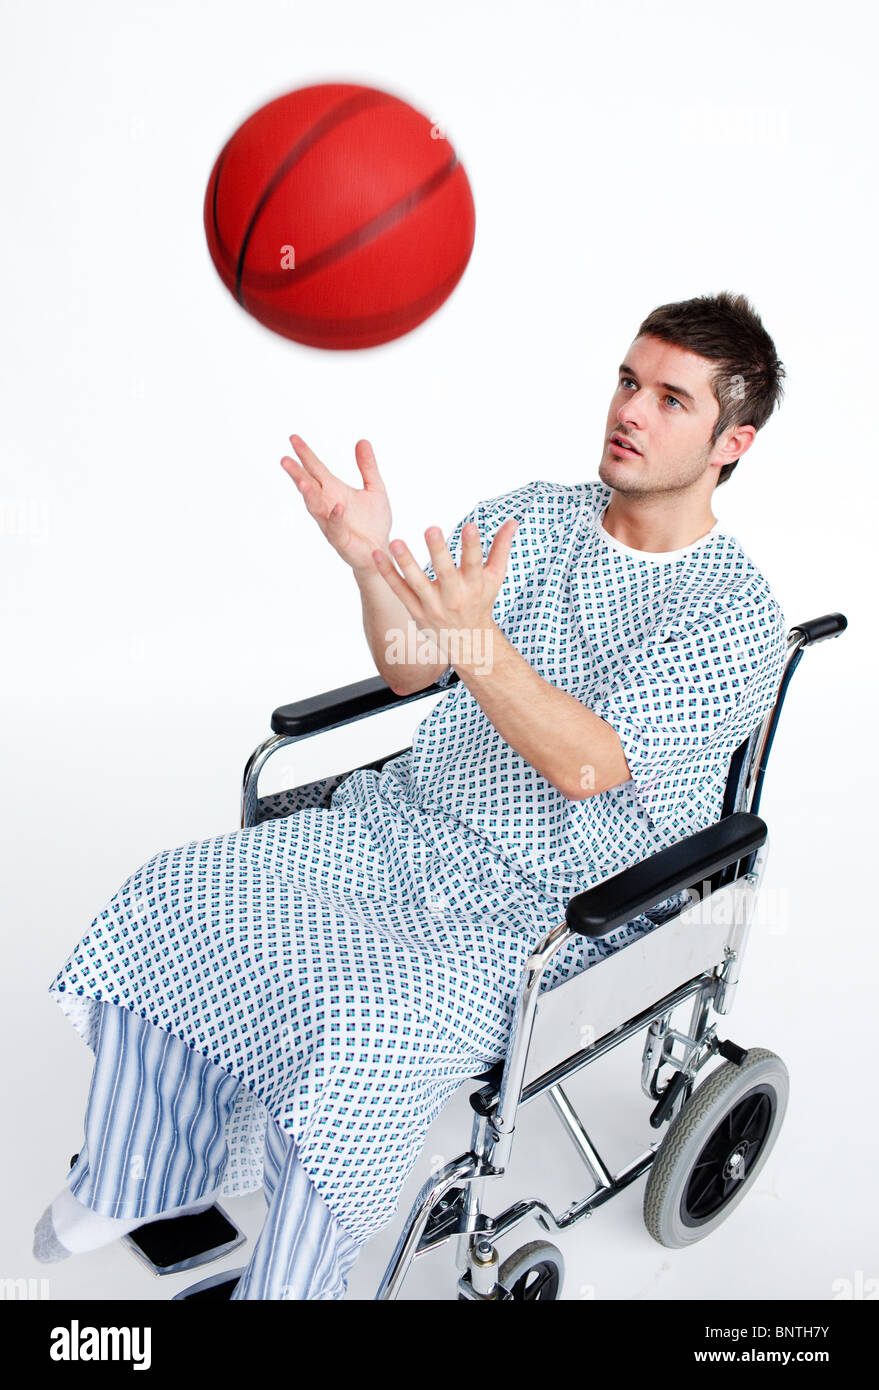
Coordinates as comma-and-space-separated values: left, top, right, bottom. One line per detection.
601, 493, 718, 554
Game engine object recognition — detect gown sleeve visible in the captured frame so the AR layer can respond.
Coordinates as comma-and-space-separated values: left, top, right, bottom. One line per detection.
586, 582, 789, 832
419, 480, 548, 689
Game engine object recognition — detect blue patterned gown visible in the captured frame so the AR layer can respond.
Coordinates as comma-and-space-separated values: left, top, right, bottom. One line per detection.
47, 478, 788, 1245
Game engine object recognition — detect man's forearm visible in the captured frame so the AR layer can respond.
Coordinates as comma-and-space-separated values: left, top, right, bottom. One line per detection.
355, 568, 447, 694
454, 622, 632, 800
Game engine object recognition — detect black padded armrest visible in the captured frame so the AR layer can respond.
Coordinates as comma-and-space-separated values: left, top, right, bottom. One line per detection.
271, 671, 460, 738
566, 812, 767, 939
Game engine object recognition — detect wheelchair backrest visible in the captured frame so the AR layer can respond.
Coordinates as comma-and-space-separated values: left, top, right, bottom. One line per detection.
715, 612, 847, 887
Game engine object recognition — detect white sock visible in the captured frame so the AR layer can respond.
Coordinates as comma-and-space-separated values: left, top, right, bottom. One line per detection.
34, 1184, 220, 1262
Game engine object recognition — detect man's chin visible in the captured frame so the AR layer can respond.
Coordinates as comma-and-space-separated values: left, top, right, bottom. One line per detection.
598, 456, 651, 495
598, 454, 640, 481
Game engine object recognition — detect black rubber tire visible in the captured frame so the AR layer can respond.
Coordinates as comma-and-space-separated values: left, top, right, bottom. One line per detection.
644, 1047, 789, 1248
497, 1239, 565, 1300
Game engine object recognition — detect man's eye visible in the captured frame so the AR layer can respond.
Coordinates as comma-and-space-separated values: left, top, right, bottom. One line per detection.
619, 377, 683, 409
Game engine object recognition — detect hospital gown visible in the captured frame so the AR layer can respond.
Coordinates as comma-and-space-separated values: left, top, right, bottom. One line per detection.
47, 476, 788, 1261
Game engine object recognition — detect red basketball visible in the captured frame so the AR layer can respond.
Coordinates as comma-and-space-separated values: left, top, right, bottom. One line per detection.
203, 82, 476, 350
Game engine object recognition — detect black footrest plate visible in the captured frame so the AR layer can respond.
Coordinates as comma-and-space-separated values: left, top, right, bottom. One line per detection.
123, 1203, 246, 1277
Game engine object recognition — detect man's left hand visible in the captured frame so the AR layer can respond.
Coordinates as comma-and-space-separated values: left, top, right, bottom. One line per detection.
370, 519, 519, 665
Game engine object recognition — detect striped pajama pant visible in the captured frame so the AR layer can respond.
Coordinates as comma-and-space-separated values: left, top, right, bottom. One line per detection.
67, 1000, 364, 1300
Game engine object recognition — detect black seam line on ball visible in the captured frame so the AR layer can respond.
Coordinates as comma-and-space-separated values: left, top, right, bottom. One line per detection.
232, 89, 392, 305
209, 135, 237, 274
237, 149, 461, 297
233, 131, 464, 303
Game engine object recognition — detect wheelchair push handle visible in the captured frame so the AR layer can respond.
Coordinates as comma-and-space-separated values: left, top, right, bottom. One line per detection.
789, 611, 847, 645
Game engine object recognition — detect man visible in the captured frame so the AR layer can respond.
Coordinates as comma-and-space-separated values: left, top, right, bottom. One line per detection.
37, 291, 788, 1299
287, 289, 787, 900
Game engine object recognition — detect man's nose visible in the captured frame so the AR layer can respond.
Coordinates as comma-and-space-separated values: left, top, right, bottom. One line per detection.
617, 391, 647, 427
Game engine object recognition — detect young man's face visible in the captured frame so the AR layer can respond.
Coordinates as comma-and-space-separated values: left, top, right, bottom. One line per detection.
599, 334, 727, 496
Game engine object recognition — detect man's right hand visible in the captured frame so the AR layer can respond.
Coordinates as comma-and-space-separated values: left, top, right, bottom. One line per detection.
281, 435, 393, 580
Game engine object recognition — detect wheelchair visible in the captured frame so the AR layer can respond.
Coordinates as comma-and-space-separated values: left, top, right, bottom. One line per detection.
112, 610, 846, 1301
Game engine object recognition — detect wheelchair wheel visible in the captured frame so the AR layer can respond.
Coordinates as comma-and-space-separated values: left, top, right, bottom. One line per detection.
644, 1047, 789, 1249
497, 1240, 565, 1300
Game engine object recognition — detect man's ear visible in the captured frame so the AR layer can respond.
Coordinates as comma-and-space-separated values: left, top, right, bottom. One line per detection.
720, 422, 757, 465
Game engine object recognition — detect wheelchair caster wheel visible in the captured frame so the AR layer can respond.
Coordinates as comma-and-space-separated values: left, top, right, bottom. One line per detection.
644, 1047, 789, 1248
497, 1240, 565, 1301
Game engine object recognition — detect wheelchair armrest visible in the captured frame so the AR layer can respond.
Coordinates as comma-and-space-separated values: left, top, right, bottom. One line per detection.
566, 811, 768, 939
270, 671, 460, 738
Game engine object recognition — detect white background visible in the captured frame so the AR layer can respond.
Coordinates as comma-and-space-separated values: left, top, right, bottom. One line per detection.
2, 0, 875, 1302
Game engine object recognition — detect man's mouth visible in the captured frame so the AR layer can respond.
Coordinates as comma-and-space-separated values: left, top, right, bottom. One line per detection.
609, 434, 642, 455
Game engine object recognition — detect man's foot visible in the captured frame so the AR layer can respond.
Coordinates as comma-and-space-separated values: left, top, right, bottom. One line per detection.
33, 1185, 219, 1263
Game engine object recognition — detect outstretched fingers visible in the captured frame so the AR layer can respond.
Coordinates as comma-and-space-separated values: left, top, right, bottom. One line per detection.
354, 439, 384, 492
459, 522, 485, 575
424, 526, 457, 581
485, 517, 520, 580
287, 434, 335, 487
280, 452, 306, 485
281, 460, 323, 519
372, 540, 428, 614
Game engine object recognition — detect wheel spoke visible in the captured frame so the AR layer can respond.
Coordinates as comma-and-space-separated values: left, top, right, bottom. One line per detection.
688, 1168, 723, 1217
739, 1094, 770, 1141
691, 1156, 717, 1173
514, 1262, 557, 1301
697, 1129, 730, 1169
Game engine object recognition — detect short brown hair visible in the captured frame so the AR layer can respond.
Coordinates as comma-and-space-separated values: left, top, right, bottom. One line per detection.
636, 291, 786, 486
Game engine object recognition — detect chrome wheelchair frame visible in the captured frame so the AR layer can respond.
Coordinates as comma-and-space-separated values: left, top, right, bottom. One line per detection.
160, 610, 845, 1300
230, 611, 845, 1300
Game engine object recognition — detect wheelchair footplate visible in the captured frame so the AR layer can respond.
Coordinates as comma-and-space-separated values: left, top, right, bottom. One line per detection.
122, 1203, 247, 1277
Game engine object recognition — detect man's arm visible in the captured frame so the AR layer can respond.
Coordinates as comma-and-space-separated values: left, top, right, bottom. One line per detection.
368, 518, 632, 797
361, 570, 631, 795
280, 434, 448, 693
356, 567, 447, 694
453, 620, 632, 800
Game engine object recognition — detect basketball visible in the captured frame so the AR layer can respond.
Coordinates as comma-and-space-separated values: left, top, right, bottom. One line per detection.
203, 82, 476, 350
